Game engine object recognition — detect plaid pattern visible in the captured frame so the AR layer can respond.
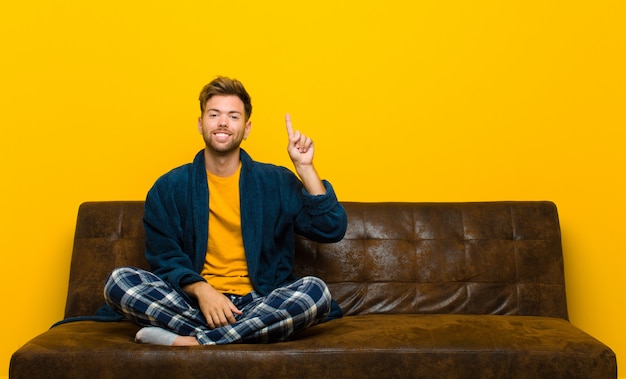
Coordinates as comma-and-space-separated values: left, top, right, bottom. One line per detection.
104, 267, 331, 345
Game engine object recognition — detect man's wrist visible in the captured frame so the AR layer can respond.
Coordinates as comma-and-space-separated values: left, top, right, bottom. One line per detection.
293, 162, 315, 176
182, 280, 210, 298
294, 164, 326, 195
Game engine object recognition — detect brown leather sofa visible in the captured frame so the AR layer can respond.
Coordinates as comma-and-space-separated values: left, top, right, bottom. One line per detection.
11, 201, 617, 378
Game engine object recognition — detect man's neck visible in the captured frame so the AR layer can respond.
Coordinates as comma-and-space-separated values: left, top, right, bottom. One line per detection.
203, 148, 241, 177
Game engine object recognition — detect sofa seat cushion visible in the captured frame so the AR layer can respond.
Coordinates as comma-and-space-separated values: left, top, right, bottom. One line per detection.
11, 315, 615, 379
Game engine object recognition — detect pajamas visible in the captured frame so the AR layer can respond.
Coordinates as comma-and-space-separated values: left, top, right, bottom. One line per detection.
104, 267, 331, 345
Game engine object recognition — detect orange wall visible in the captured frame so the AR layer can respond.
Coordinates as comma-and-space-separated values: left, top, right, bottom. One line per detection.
1, 1, 624, 377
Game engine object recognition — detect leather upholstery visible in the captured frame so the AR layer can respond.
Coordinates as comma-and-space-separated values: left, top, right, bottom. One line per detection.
295, 202, 568, 318
10, 201, 617, 378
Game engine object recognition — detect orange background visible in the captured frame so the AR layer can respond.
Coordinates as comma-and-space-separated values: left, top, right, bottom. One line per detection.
1, 1, 624, 377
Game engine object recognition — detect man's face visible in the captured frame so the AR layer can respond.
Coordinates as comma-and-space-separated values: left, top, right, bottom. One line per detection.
198, 95, 251, 155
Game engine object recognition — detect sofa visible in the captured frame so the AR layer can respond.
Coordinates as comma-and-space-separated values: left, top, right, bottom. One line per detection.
10, 201, 617, 378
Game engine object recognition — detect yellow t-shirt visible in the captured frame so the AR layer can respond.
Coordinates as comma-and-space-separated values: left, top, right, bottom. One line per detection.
200, 164, 253, 295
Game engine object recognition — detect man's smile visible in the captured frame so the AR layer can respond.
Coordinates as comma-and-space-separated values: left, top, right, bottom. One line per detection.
213, 132, 231, 142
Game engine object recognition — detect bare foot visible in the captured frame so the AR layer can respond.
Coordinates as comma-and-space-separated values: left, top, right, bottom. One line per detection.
172, 336, 200, 346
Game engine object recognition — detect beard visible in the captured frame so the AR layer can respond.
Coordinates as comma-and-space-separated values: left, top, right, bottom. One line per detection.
203, 132, 244, 155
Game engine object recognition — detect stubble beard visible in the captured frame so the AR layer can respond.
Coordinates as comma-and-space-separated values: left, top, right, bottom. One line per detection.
204, 134, 244, 156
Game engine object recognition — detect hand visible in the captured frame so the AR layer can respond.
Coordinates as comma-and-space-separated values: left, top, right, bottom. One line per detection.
183, 281, 242, 329
285, 113, 314, 167
284, 113, 326, 195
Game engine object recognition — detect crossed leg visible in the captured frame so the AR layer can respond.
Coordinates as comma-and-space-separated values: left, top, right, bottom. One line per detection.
103, 267, 331, 345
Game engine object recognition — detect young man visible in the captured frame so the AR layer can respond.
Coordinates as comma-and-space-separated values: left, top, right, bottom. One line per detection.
104, 77, 347, 346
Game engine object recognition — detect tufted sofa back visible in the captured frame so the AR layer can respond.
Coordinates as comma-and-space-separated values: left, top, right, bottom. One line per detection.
65, 201, 567, 320
294, 201, 567, 319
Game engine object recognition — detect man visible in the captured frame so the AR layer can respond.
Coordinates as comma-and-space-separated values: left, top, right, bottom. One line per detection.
104, 76, 347, 346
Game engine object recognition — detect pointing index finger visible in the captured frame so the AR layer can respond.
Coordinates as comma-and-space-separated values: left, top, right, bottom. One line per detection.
285, 113, 294, 137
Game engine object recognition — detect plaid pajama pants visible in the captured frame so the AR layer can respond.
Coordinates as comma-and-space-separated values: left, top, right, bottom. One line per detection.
103, 267, 332, 345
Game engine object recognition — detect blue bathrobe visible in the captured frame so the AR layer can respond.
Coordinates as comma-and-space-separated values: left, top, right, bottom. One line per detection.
143, 149, 348, 319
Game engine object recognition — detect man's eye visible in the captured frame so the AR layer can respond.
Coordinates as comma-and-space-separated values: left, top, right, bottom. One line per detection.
230, 115, 240, 120
208, 113, 218, 118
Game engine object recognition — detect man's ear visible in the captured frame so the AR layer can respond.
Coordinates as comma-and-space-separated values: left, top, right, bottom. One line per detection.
244, 120, 252, 139
197, 117, 203, 134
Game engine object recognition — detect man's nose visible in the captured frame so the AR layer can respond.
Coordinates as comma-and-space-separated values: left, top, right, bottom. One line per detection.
218, 115, 228, 126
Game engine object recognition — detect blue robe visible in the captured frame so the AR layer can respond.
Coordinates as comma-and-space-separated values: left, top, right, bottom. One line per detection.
143, 149, 348, 319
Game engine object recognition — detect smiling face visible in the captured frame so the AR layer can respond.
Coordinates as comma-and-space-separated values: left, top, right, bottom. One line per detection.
198, 95, 252, 155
